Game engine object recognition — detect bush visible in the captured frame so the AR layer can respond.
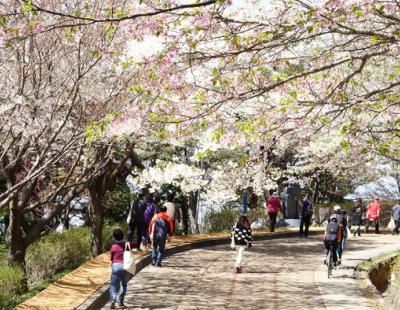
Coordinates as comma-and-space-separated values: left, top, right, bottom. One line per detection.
25, 227, 91, 287
0, 265, 24, 309
203, 207, 241, 232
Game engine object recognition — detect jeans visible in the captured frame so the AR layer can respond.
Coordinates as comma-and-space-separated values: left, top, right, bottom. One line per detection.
268, 212, 277, 232
128, 221, 146, 248
339, 234, 347, 259
110, 263, 127, 303
152, 237, 166, 264
299, 215, 311, 237
353, 225, 361, 236
235, 245, 246, 267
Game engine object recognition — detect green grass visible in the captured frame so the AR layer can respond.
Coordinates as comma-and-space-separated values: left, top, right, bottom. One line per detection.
356, 251, 400, 276
4, 261, 86, 310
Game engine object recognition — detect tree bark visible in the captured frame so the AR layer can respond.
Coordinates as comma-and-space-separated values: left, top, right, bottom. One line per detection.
88, 183, 104, 257
6, 197, 28, 291
188, 191, 198, 234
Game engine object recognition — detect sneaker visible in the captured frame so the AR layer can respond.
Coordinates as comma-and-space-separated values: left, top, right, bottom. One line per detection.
338, 259, 341, 265
151, 261, 156, 266
156, 262, 163, 267
110, 301, 116, 309
333, 262, 337, 267
119, 302, 126, 308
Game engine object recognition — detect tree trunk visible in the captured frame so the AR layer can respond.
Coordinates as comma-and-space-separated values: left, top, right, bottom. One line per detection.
64, 204, 70, 230
188, 191, 198, 234
6, 198, 28, 291
88, 185, 104, 257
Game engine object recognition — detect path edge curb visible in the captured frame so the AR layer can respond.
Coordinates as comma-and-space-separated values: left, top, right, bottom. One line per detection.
77, 230, 322, 310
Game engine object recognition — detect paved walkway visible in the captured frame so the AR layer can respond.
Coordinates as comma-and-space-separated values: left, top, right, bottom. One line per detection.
102, 234, 400, 310
16, 230, 289, 309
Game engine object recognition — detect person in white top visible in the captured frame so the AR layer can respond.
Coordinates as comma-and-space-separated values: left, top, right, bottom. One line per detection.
164, 193, 177, 234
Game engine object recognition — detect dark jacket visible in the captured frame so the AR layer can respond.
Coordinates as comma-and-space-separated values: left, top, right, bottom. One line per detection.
129, 199, 146, 223
300, 199, 313, 217
352, 205, 365, 225
231, 223, 252, 246
392, 204, 400, 221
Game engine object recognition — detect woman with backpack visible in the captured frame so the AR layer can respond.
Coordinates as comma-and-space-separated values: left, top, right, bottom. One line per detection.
352, 198, 365, 237
323, 215, 342, 266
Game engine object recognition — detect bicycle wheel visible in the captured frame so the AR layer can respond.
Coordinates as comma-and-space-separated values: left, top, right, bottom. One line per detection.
327, 250, 333, 278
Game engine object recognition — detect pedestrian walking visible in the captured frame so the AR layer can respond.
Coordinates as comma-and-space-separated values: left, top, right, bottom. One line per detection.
164, 193, 178, 234
127, 191, 147, 250
142, 194, 157, 249
365, 197, 382, 234
265, 189, 282, 232
351, 198, 365, 237
148, 206, 174, 267
231, 215, 252, 273
109, 228, 136, 309
391, 200, 400, 235
299, 195, 313, 237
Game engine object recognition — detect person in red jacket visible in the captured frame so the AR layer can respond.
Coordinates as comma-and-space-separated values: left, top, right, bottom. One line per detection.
148, 206, 174, 267
265, 189, 282, 232
365, 197, 382, 234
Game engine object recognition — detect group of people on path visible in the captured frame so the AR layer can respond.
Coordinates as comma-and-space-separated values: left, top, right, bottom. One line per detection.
323, 197, 400, 267
240, 191, 400, 273
108, 191, 178, 309
108, 187, 400, 307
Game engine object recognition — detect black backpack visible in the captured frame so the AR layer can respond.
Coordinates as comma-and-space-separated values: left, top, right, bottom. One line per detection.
326, 222, 339, 242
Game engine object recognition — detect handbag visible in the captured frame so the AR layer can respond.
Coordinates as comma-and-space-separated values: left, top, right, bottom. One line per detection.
230, 232, 235, 250
388, 218, 395, 231
123, 242, 136, 275
126, 204, 133, 224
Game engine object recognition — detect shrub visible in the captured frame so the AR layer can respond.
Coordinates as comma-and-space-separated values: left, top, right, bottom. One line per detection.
203, 207, 241, 232
25, 227, 91, 287
0, 265, 24, 309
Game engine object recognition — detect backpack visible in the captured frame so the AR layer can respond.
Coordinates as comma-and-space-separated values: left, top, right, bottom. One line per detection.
325, 222, 339, 242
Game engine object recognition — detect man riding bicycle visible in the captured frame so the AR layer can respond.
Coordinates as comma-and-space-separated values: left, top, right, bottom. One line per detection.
324, 215, 342, 266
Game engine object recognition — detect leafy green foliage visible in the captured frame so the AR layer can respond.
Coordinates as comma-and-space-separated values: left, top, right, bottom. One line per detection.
0, 266, 25, 309
25, 227, 91, 287
103, 181, 135, 225
203, 206, 241, 233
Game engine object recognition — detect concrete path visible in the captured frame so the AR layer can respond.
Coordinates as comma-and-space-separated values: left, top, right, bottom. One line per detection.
102, 234, 400, 310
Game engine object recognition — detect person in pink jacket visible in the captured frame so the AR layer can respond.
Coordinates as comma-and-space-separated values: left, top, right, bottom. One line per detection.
365, 197, 382, 234
265, 189, 282, 232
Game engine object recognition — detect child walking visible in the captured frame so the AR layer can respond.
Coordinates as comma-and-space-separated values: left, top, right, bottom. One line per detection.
232, 215, 252, 273
148, 206, 174, 267
109, 228, 136, 309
